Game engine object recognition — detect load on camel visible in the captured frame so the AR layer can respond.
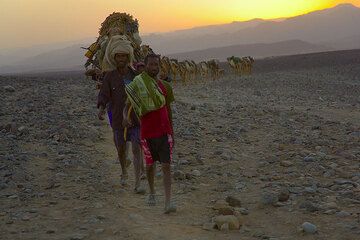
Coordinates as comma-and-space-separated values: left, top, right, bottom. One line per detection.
83, 12, 153, 88
227, 56, 254, 76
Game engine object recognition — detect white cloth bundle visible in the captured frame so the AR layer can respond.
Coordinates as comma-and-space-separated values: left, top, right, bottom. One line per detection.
102, 35, 134, 71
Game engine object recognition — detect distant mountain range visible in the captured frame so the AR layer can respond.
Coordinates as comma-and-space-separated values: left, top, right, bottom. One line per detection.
0, 3, 359, 74
143, 3, 360, 54
169, 40, 332, 61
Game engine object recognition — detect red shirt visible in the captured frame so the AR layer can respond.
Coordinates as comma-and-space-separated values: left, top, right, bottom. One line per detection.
140, 81, 173, 139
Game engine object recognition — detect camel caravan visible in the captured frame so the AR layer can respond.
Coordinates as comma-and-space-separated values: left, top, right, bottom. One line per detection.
83, 12, 254, 86
227, 56, 255, 76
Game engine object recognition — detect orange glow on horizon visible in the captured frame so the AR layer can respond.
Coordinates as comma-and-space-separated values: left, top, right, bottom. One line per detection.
0, 0, 359, 49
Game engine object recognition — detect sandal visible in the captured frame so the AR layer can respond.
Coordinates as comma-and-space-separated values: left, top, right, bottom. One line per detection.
120, 174, 128, 186
147, 194, 156, 206
134, 185, 146, 195
164, 202, 177, 214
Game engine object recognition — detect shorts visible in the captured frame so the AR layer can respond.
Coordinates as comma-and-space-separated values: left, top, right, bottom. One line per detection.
113, 127, 140, 149
141, 134, 173, 166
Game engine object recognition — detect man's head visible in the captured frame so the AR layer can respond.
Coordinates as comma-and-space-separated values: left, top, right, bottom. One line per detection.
135, 62, 145, 73
108, 35, 134, 71
144, 54, 160, 78
114, 52, 130, 69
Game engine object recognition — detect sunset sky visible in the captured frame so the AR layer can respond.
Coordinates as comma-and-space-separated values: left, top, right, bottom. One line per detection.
0, 0, 359, 49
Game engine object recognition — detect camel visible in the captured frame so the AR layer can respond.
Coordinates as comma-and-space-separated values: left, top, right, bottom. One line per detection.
184, 60, 197, 82
245, 56, 255, 75
160, 56, 172, 80
227, 56, 254, 76
227, 56, 242, 75
177, 61, 189, 84
207, 59, 220, 80
198, 61, 209, 80
169, 59, 180, 83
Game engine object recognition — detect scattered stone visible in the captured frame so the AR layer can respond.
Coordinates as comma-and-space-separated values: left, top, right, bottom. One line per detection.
192, 170, 201, 177
334, 179, 357, 187
280, 160, 293, 167
336, 211, 351, 217
349, 131, 360, 137
220, 152, 232, 161
237, 207, 249, 215
70, 234, 88, 240
202, 222, 216, 231
322, 201, 338, 210
260, 192, 278, 206
4, 85, 16, 92
304, 186, 317, 194
95, 228, 105, 234
214, 215, 240, 230
128, 213, 144, 223
96, 215, 106, 220
213, 200, 229, 210
239, 226, 251, 234
253, 90, 262, 96
226, 196, 242, 207
22, 215, 31, 221
8, 195, 18, 199
278, 189, 290, 202
301, 222, 317, 234
299, 201, 320, 212
324, 209, 336, 215
178, 159, 189, 165
303, 155, 315, 162
17, 126, 28, 134
173, 170, 186, 180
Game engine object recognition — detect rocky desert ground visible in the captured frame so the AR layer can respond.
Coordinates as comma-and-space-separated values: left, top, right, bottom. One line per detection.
1, 49, 359, 240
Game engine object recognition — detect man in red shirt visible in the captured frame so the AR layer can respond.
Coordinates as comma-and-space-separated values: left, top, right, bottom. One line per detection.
125, 54, 176, 213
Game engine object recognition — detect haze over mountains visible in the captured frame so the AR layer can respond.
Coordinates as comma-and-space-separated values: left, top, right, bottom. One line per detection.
1, 3, 359, 74
144, 3, 360, 54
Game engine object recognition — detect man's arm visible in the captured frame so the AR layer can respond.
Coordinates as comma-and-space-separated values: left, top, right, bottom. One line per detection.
122, 99, 133, 127
164, 82, 175, 142
97, 72, 111, 120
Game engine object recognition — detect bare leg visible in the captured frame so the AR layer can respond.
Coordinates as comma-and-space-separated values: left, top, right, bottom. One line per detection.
146, 164, 155, 194
140, 151, 146, 179
131, 141, 143, 192
113, 131, 127, 184
146, 164, 156, 205
162, 163, 171, 205
125, 142, 132, 168
117, 144, 127, 185
162, 163, 176, 213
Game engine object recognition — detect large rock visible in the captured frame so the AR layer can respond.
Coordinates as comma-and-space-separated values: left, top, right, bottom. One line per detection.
217, 206, 234, 215
301, 222, 317, 234
214, 215, 240, 230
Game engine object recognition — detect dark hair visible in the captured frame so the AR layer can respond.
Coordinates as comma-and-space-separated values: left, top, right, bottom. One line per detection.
144, 53, 160, 65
